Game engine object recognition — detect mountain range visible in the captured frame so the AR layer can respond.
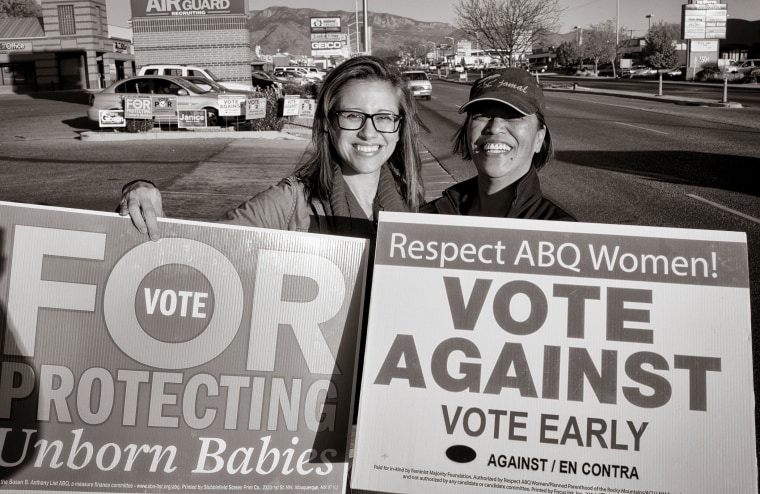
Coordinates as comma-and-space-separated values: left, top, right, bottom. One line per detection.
246, 6, 574, 58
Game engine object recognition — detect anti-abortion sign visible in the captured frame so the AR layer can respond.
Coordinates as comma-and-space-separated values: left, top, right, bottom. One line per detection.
352, 212, 756, 494
0, 201, 369, 493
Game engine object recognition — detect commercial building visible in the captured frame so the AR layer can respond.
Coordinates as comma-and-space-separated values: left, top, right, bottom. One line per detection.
0, 0, 134, 93
129, 0, 250, 84
1, 0, 253, 94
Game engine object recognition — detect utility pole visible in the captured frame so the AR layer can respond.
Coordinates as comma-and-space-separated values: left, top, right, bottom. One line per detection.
362, 0, 370, 54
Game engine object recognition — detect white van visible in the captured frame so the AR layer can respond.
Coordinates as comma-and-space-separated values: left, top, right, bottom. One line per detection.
137, 64, 254, 92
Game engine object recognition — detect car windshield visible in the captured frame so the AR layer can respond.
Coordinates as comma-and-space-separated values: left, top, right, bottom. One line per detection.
185, 78, 223, 92
405, 72, 428, 81
204, 69, 222, 82
177, 79, 208, 93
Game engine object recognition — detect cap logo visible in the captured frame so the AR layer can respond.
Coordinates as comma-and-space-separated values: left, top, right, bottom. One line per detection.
474, 74, 528, 94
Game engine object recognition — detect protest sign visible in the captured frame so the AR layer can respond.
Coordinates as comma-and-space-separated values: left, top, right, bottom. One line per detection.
299, 99, 316, 118
352, 212, 756, 494
245, 98, 267, 120
0, 201, 369, 493
123, 96, 152, 119
97, 110, 126, 128
282, 96, 300, 117
218, 95, 246, 117
177, 110, 207, 128
150, 96, 177, 117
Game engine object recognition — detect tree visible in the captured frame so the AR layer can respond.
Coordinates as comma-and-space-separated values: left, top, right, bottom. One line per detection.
454, 0, 564, 67
643, 21, 679, 95
554, 41, 580, 69
643, 21, 678, 70
0, 0, 42, 18
583, 20, 618, 73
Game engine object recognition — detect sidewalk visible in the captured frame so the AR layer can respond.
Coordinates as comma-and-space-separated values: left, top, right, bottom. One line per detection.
79, 122, 459, 203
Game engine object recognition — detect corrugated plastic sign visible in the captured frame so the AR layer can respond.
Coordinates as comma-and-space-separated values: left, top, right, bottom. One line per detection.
0, 201, 369, 493
352, 211, 757, 494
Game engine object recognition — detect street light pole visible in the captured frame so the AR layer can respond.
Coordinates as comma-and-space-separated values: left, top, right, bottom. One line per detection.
444, 36, 455, 66
646, 14, 653, 34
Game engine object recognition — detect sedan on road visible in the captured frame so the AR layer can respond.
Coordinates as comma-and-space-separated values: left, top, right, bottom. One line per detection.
87, 75, 247, 127
402, 70, 432, 100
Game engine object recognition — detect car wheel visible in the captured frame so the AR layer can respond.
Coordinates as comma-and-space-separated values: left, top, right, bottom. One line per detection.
205, 108, 219, 127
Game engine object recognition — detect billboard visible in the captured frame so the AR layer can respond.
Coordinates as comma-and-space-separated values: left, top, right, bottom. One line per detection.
352, 212, 757, 494
0, 201, 369, 493
130, 0, 246, 18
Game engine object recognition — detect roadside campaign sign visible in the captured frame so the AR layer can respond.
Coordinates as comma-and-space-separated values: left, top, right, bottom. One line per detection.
352, 212, 757, 494
0, 202, 369, 493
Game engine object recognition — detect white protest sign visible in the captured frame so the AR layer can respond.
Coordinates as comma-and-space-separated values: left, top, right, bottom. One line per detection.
0, 201, 369, 493
283, 95, 300, 116
245, 97, 267, 119
352, 212, 756, 494
218, 95, 246, 116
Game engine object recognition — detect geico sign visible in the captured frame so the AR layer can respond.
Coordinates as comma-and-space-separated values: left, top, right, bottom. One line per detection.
311, 41, 342, 49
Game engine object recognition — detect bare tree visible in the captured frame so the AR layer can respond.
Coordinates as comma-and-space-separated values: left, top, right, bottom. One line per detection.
583, 20, 618, 74
0, 0, 42, 18
455, 0, 564, 67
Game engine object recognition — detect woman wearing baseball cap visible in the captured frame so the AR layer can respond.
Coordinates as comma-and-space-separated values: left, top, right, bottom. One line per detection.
422, 68, 575, 220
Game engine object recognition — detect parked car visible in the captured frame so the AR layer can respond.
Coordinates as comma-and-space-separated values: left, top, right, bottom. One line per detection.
137, 64, 254, 92
664, 65, 686, 80
402, 70, 432, 100
251, 70, 283, 91
274, 66, 322, 82
629, 65, 658, 78
529, 63, 548, 73
87, 75, 247, 127
596, 63, 619, 77
272, 69, 307, 86
736, 59, 760, 75
180, 75, 246, 93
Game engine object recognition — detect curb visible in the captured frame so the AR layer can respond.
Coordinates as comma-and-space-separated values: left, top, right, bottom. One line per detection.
79, 129, 308, 141
551, 84, 745, 108
437, 75, 746, 108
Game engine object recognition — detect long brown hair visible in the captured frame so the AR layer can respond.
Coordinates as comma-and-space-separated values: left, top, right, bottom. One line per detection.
295, 56, 424, 209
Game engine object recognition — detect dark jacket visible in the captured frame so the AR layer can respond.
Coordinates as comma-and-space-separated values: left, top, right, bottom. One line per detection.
420, 167, 576, 221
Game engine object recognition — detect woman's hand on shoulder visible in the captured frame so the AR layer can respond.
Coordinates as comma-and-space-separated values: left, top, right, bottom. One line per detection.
118, 180, 164, 240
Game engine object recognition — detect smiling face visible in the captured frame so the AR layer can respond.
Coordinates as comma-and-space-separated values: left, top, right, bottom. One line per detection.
331, 80, 402, 178
466, 102, 546, 189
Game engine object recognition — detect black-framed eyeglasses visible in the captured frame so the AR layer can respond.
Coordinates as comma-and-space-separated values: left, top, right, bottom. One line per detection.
332, 110, 403, 133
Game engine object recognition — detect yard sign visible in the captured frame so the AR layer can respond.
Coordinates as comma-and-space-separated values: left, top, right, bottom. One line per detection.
351, 211, 757, 494
0, 201, 369, 494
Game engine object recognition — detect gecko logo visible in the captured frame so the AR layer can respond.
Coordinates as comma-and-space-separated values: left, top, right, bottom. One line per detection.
446, 444, 476, 463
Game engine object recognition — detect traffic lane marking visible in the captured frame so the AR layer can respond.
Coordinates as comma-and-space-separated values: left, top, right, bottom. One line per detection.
687, 193, 760, 225
614, 121, 669, 135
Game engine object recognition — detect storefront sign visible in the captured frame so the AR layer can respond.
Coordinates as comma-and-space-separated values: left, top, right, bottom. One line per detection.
0, 41, 32, 54
0, 201, 368, 493
130, 0, 246, 17
352, 212, 757, 494
310, 17, 341, 33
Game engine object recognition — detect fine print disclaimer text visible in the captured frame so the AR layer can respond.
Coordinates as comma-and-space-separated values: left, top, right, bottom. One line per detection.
372, 464, 672, 494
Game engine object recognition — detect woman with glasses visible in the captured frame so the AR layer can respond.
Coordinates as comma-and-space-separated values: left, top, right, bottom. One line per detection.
120, 55, 424, 240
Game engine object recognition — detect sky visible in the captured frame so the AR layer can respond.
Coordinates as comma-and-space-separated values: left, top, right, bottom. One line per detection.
105, 0, 759, 35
